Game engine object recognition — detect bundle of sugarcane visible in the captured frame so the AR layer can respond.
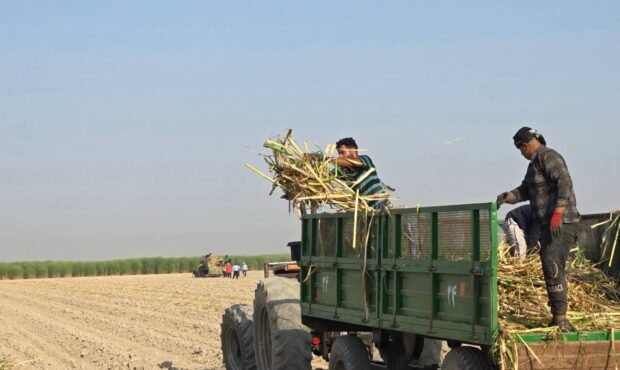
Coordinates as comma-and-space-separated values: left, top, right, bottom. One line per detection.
496, 242, 620, 368
207, 255, 225, 270
246, 130, 391, 214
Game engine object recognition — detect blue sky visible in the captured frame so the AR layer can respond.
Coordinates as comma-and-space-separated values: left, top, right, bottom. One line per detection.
1, 2, 619, 261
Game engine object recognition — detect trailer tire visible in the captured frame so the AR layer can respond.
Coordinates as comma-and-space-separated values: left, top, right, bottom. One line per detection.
221, 304, 256, 370
253, 277, 311, 370
442, 346, 490, 370
329, 335, 371, 370
378, 332, 419, 370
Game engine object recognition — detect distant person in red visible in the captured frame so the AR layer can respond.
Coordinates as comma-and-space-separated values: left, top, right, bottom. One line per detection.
225, 262, 232, 278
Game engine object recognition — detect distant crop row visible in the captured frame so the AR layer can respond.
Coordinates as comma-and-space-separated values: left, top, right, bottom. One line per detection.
0, 254, 290, 280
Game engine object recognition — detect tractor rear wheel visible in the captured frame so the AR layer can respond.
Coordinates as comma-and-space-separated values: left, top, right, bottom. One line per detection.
442, 346, 490, 370
221, 304, 256, 370
328, 335, 371, 370
253, 277, 311, 370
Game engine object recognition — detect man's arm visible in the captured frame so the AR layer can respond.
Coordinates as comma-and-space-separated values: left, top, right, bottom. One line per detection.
542, 150, 572, 234
498, 180, 529, 206
332, 157, 364, 167
509, 181, 529, 203
543, 151, 572, 211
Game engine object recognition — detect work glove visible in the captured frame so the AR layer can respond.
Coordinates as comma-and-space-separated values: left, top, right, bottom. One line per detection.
550, 210, 564, 237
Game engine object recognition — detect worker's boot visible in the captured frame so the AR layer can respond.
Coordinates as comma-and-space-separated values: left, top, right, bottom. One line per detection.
549, 316, 575, 333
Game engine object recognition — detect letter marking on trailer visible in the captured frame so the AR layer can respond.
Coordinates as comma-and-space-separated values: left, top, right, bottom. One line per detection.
448, 284, 458, 307
322, 276, 329, 293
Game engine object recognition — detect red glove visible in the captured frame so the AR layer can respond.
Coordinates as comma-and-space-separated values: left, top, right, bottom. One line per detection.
550, 210, 564, 237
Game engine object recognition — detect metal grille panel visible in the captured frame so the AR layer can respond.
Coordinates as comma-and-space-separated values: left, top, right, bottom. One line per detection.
401, 213, 432, 260
342, 216, 378, 258
480, 211, 492, 261
367, 220, 379, 258
437, 211, 472, 261
315, 218, 337, 257
387, 218, 395, 259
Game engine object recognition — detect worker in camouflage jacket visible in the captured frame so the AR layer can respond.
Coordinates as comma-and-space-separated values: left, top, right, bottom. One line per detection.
497, 127, 581, 332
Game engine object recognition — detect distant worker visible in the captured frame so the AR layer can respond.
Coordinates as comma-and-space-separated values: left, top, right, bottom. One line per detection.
232, 264, 241, 279
503, 204, 541, 261
497, 127, 581, 332
242, 262, 248, 277
225, 262, 232, 278
333, 137, 390, 209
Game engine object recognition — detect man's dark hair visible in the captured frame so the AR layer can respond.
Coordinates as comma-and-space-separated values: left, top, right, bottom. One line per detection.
336, 137, 358, 149
513, 127, 547, 147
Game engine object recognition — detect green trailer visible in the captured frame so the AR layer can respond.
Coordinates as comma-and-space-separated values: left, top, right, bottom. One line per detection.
297, 202, 620, 369
220, 202, 619, 370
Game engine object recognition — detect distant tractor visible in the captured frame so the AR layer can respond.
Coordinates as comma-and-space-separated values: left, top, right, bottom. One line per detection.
262, 241, 302, 280
192, 253, 224, 278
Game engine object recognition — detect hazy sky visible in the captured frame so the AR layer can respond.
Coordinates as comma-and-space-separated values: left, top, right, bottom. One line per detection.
2, 2, 619, 261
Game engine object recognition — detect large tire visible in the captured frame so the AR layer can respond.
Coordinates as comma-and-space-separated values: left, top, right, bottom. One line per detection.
253, 277, 311, 370
221, 304, 256, 370
442, 346, 490, 370
329, 335, 371, 370
378, 332, 419, 370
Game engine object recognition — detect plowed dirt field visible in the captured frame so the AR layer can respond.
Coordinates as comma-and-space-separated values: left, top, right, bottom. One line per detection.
0, 271, 329, 370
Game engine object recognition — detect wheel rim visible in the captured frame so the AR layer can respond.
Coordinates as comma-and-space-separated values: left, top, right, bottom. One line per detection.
225, 327, 242, 369
259, 306, 272, 369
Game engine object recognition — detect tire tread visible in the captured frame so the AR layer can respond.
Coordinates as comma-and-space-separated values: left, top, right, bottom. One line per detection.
442, 346, 490, 370
253, 277, 311, 370
221, 304, 256, 370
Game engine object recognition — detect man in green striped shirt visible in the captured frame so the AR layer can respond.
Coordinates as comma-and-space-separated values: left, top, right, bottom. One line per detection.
333, 137, 389, 209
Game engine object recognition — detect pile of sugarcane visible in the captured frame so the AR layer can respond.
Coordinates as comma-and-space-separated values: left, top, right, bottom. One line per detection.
498, 244, 620, 332
200, 254, 224, 270
496, 236, 620, 368
246, 130, 391, 214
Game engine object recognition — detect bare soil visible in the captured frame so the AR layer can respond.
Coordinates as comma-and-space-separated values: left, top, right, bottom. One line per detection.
0, 271, 328, 370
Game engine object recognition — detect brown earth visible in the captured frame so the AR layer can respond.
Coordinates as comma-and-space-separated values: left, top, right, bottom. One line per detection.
0, 271, 329, 370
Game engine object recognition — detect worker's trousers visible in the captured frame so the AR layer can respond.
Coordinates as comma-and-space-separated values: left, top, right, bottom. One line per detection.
539, 223, 580, 316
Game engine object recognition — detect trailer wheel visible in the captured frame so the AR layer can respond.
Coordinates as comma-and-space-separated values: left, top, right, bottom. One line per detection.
378, 332, 420, 370
253, 277, 311, 370
329, 335, 371, 370
221, 304, 256, 370
442, 346, 489, 370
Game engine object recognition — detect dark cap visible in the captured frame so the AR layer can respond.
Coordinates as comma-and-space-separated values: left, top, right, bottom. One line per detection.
513, 126, 546, 147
